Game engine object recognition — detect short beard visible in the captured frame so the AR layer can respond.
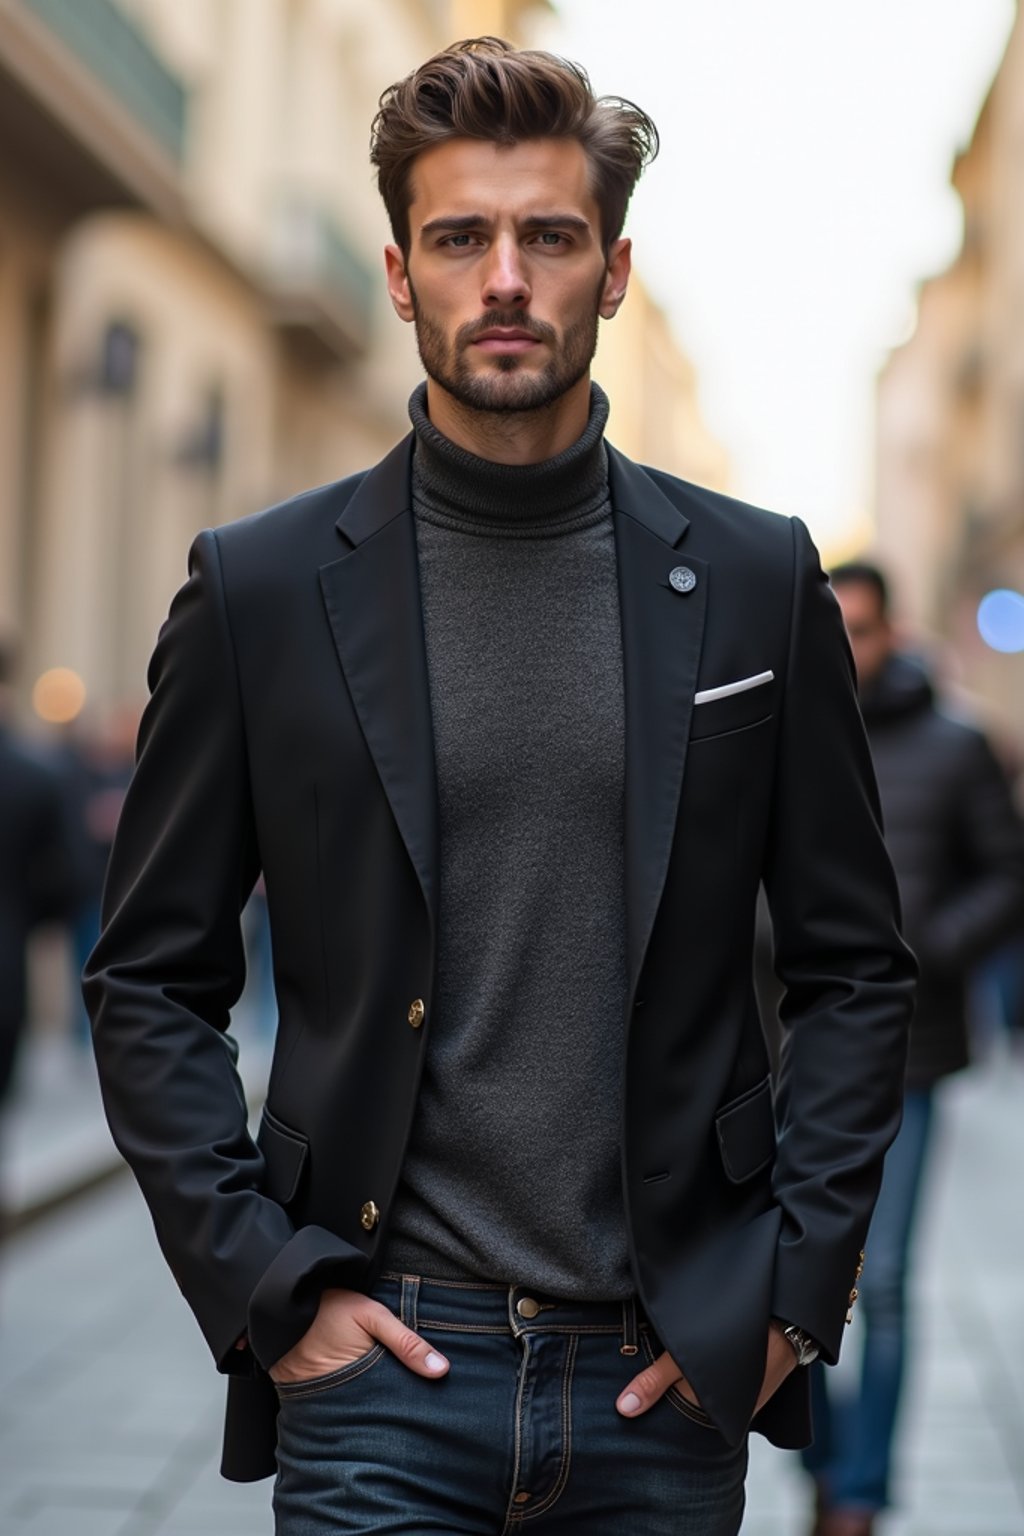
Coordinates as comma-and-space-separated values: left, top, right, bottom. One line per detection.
409, 282, 602, 417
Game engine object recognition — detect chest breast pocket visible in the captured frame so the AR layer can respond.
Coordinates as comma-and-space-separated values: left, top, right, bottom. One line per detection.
689, 669, 776, 743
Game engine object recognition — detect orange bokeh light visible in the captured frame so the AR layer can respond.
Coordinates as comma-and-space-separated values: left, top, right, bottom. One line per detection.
32, 667, 87, 724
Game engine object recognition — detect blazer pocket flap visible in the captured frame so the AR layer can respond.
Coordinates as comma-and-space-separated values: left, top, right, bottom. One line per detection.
257, 1105, 309, 1206
715, 1076, 776, 1184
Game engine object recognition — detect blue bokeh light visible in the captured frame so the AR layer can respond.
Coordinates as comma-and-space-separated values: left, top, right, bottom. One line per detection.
977, 588, 1024, 653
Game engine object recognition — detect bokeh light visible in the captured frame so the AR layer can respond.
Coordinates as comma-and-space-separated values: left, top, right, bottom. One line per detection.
977, 589, 1024, 653
32, 666, 87, 724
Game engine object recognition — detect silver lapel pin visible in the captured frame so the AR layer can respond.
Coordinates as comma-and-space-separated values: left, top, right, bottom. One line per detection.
669, 566, 697, 594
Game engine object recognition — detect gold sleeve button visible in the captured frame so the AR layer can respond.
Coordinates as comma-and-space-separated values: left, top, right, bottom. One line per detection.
360, 1200, 380, 1231
408, 998, 425, 1028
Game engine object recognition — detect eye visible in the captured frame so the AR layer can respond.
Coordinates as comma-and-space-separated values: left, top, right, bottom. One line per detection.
534, 231, 567, 247
441, 233, 476, 248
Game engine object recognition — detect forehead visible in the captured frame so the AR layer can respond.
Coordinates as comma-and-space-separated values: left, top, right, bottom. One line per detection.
407, 137, 598, 229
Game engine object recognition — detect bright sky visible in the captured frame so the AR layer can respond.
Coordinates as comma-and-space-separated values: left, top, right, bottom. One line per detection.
540, 0, 1015, 556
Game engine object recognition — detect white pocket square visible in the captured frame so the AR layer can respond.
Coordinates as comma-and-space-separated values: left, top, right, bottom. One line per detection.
694, 670, 774, 706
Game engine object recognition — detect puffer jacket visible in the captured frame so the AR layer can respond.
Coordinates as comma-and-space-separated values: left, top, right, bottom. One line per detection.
860, 654, 1024, 1085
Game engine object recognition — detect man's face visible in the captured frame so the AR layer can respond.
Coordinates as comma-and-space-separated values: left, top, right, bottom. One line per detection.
385, 137, 631, 414
833, 580, 892, 687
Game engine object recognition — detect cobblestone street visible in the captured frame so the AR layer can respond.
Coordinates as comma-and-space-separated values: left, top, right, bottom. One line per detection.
0, 1053, 1022, 1536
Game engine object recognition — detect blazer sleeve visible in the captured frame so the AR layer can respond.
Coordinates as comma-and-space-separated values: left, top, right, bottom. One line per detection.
84, 530, 365, 1377
762, 517, 916, 1363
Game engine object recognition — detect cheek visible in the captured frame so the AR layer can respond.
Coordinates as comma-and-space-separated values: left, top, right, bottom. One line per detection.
535, 274, 597, 327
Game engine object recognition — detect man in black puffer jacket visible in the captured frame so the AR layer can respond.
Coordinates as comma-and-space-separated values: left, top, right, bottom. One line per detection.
802, 561, 1024, 1536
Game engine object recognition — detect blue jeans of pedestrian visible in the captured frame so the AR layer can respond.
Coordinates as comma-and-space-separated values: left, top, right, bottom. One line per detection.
803, 1088, 935, 1513
273, 1273, 748, 1534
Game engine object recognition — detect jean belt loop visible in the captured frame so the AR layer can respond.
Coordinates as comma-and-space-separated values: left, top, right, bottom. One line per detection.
399, 1273, 420, 1332
621, 1295, 639, 1356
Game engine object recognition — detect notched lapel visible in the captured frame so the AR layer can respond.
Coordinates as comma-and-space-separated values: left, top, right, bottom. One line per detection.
319, 438, 439, 928
610, 451, 708, 991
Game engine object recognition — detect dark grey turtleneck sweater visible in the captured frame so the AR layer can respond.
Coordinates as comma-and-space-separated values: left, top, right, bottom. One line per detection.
381, 383, 632, 1300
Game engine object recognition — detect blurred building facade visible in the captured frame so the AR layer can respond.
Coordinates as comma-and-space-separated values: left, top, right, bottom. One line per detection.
875, 4, 1024, 738
0, 0, 726, 719
596, 273, 729, 490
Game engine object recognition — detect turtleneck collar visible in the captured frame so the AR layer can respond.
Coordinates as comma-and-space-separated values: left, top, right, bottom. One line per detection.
409, 381, 611, 538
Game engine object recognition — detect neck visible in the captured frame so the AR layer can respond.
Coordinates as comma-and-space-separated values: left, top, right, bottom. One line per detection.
423, 374, 593, 465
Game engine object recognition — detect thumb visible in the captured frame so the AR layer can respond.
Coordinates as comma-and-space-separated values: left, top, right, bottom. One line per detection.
616, 1348, 684, 1417
364, 1301, 450, 1380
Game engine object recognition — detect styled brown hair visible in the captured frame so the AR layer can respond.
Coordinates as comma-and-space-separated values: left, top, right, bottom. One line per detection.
370, 36, 658, 255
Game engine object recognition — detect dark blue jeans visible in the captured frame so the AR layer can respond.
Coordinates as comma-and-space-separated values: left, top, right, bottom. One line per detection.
273, 1273, 748, 1534
803, 1088, 936, 1512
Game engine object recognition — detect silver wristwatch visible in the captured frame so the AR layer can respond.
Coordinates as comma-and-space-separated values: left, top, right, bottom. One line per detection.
776, 1320, 820, 1367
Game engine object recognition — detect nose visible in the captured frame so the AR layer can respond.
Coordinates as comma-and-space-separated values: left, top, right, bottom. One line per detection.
481, 235, 531, 310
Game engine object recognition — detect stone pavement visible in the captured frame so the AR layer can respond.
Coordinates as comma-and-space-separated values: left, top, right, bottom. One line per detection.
0, 1056, 1022, 1536
0, 1035, 124, 1225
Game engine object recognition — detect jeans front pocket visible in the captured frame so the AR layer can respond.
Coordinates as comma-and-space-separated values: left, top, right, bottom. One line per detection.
640, 1331, 716, 1429
274, 1343, 387, 1402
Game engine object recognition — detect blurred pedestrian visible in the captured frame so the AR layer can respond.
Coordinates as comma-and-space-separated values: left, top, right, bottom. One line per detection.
0, 638, 79, 1107
802, 560, 1024, 1536
85, 39, 914, 1534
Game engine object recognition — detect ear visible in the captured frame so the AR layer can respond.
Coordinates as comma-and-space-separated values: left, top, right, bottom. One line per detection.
599, 237, 631, 320
385, 245, 415, 323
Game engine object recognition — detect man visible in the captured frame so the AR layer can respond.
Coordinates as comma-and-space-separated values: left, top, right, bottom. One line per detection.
86, 39, 914, 1535
802, 562, 1024, 1536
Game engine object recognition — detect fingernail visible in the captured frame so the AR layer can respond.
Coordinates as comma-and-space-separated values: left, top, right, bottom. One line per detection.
425, 1351, 448, 1373
618, 1391, 641, 1415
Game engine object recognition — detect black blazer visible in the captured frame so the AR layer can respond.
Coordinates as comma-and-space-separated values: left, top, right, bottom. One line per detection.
85, 438, 915, 1482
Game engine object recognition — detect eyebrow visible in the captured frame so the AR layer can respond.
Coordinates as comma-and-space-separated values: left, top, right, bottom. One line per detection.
419, 213, 593, 238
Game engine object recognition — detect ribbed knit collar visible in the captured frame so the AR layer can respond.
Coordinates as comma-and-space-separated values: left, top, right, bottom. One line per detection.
409, 381, 611, 538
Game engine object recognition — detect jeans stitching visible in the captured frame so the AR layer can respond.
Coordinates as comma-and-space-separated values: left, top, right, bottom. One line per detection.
520, 1332, 577, 1521
517, 1324, 624, 1336
400, 1274, 420, 1331
379, 1272, 507, 1291
500, 1333, 531, 1535
413, 1320, 644, 1336
639, 1332, 715, 1428
417, 1320, 512, 1334
274, 1343, 387, 1401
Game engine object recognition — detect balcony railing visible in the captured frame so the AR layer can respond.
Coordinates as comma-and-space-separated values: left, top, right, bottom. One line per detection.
20, 0, 187, 162
268, 198, 376, 361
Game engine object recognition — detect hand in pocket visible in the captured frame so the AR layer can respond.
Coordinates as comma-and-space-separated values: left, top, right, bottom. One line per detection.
269, 1287, 450, 1386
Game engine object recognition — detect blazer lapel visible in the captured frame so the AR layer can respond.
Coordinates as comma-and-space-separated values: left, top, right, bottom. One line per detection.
317, 436, 705, 969
609, 448, 708, 993
319, 436, 439, 930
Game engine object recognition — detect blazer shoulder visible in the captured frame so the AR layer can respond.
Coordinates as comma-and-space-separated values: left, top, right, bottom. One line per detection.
644, 465, 790, 531
638, 463, 797, 566
166, 470, 374, 635
212, 468, 370, 565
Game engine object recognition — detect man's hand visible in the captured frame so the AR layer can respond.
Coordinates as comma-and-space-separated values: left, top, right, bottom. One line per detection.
615, 1348, 705, 1418
615, 1325, 798, 1419
754, 1322, 799, 1414
268, 1287, 449, 1385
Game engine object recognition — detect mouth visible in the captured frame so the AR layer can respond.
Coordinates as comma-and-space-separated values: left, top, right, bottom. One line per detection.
472, 328, 542, 355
